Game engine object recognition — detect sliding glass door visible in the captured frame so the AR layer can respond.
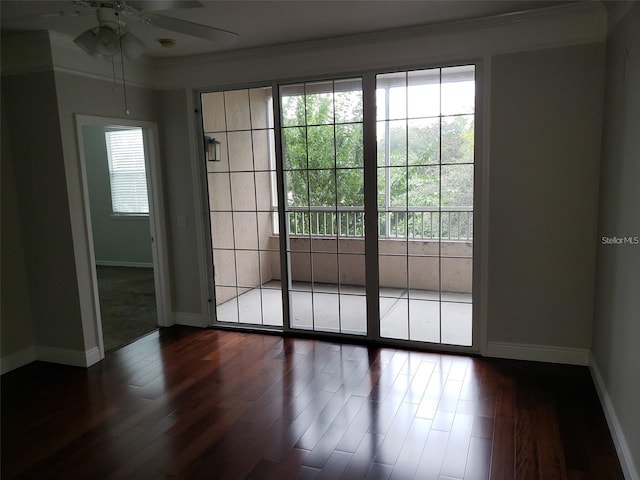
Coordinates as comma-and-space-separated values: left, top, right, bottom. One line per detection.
376, 66, 475, 346
280, 79, 367, 335
201, 64, 476, 349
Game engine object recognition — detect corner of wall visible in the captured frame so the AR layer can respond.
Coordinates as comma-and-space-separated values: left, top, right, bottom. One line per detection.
589, 353, 640, 480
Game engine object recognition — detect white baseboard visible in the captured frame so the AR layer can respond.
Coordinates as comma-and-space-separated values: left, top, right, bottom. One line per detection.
95, 261, 153, 268
0, 347, 37, 375
85, 347, 102, 367
174, 312, 207, 328
486, 341, 589, 365
590, 353, 640, 480
36, 346, 94, 368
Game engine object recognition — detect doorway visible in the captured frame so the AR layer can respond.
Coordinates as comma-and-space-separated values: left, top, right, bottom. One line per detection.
77, 116, 170, 355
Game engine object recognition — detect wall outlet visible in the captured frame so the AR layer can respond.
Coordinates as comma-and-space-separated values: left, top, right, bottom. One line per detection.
177, 215, 188, 228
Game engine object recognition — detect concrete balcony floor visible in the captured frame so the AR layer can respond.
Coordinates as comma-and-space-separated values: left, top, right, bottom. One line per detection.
216, 281, 472, 346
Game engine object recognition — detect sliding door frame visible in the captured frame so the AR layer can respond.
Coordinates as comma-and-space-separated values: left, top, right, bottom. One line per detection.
194, 57, 487, 355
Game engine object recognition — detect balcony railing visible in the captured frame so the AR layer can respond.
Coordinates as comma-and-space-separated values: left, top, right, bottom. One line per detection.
287, 206, 473, 240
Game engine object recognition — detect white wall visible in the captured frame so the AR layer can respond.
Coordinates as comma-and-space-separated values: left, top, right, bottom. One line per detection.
83, 125, 153, 266
591, 4, 640, 479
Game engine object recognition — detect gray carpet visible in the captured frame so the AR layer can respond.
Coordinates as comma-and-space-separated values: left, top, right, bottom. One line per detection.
96, 266, 158, 352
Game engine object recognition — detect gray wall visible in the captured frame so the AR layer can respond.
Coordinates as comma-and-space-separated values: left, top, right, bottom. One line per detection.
53, 71, 164, 352
2, 70, 86, 352
83, 125, 152, 265
592, 3, 640, 476
488, 43, 605, 349
158, 89, 203, 315
1, 95, 35, 358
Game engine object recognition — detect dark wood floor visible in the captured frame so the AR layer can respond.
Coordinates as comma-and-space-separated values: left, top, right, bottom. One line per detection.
1, 327, 623, 480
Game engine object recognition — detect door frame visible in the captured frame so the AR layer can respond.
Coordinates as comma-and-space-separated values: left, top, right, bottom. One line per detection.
76, 114, 171, 359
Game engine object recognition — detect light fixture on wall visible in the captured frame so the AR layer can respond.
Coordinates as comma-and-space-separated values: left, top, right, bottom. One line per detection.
205, 136, 222, 162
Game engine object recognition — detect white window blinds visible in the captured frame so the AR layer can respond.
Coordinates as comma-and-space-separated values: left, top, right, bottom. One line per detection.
105, 128, 149, 215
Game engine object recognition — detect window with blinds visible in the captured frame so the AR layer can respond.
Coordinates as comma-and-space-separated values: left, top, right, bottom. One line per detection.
105, 128, 149, 215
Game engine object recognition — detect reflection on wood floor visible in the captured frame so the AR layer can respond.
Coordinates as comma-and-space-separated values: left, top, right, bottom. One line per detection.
1, 327, 623, 479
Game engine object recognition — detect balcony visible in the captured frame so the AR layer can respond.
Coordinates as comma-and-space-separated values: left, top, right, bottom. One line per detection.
214, 207, 473, 346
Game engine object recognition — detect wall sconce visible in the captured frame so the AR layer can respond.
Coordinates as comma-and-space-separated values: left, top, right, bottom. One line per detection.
205, 136, 222, 162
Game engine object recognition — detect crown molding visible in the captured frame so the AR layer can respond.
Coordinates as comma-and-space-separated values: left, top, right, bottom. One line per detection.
155, 2, 607, 83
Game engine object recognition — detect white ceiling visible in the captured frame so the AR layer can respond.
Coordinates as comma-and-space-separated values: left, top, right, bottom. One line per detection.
1, 0, 575, 59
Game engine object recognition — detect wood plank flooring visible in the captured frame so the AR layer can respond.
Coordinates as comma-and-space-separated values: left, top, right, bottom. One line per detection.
1, 327, 623, 479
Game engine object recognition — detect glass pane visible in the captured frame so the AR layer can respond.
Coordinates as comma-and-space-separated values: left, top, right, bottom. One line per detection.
257, 212, 277, 250
205, 132, 228, 172
201, 91, 226, 132
336, 124, 363, 168
230, 172, 257, 210
210, 212, 234, 249
339, 253, 365, 288
289, 251, 311, 284
409, 300, 440, 342
337, 169, 364, 208
213, 249, 236, 286
285, 170, 309, 207
238, 288, 262, 325
387, 167, 407, 207
377, 72, 407, 120
280, 84, 305, 127
308, 169, 336, 207
252, 129, 272, 171
313, 292, 340, 332
215, 287, 238, 322
228, 131, 254, 171
441, 302, 472, 346
442, 115, 474, 164
290, 290, 313, 330
340, 294, 366, 335
249, 87, 272, 130
380, 297, 408, 340
305, 81, 334, 125
262, 287, 283, 326
224, 89, 251, 131
408, 118, 440, 165
388, 120, 407, 166
207, 173, 231, 211
408, 68, 440, 118
282, 127, 307, 170
312, 252, 338, 288
379, 254, 408, 291
408, 255, 440, 295
441, 256, 472, 300
307, 125, 335, 169
441, 65, 475, 115
236, 250, 261, 287
408, 165, 439, 208
255, 171, 275, 211
335, 79, 363, 123
441, 164, 473, 207
233, 212, 258, 249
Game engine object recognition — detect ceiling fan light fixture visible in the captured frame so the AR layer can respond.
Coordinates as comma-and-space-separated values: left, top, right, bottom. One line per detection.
94, 26, 120, 57
73, 29, 99, 57
121, 32, 146, 60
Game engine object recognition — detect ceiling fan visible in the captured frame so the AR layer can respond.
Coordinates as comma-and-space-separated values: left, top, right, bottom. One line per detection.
68, 0, 238, 60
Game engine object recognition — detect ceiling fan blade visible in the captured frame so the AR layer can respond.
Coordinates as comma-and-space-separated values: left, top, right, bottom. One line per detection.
146, 13, 239, 44
126, 1, 204, 12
